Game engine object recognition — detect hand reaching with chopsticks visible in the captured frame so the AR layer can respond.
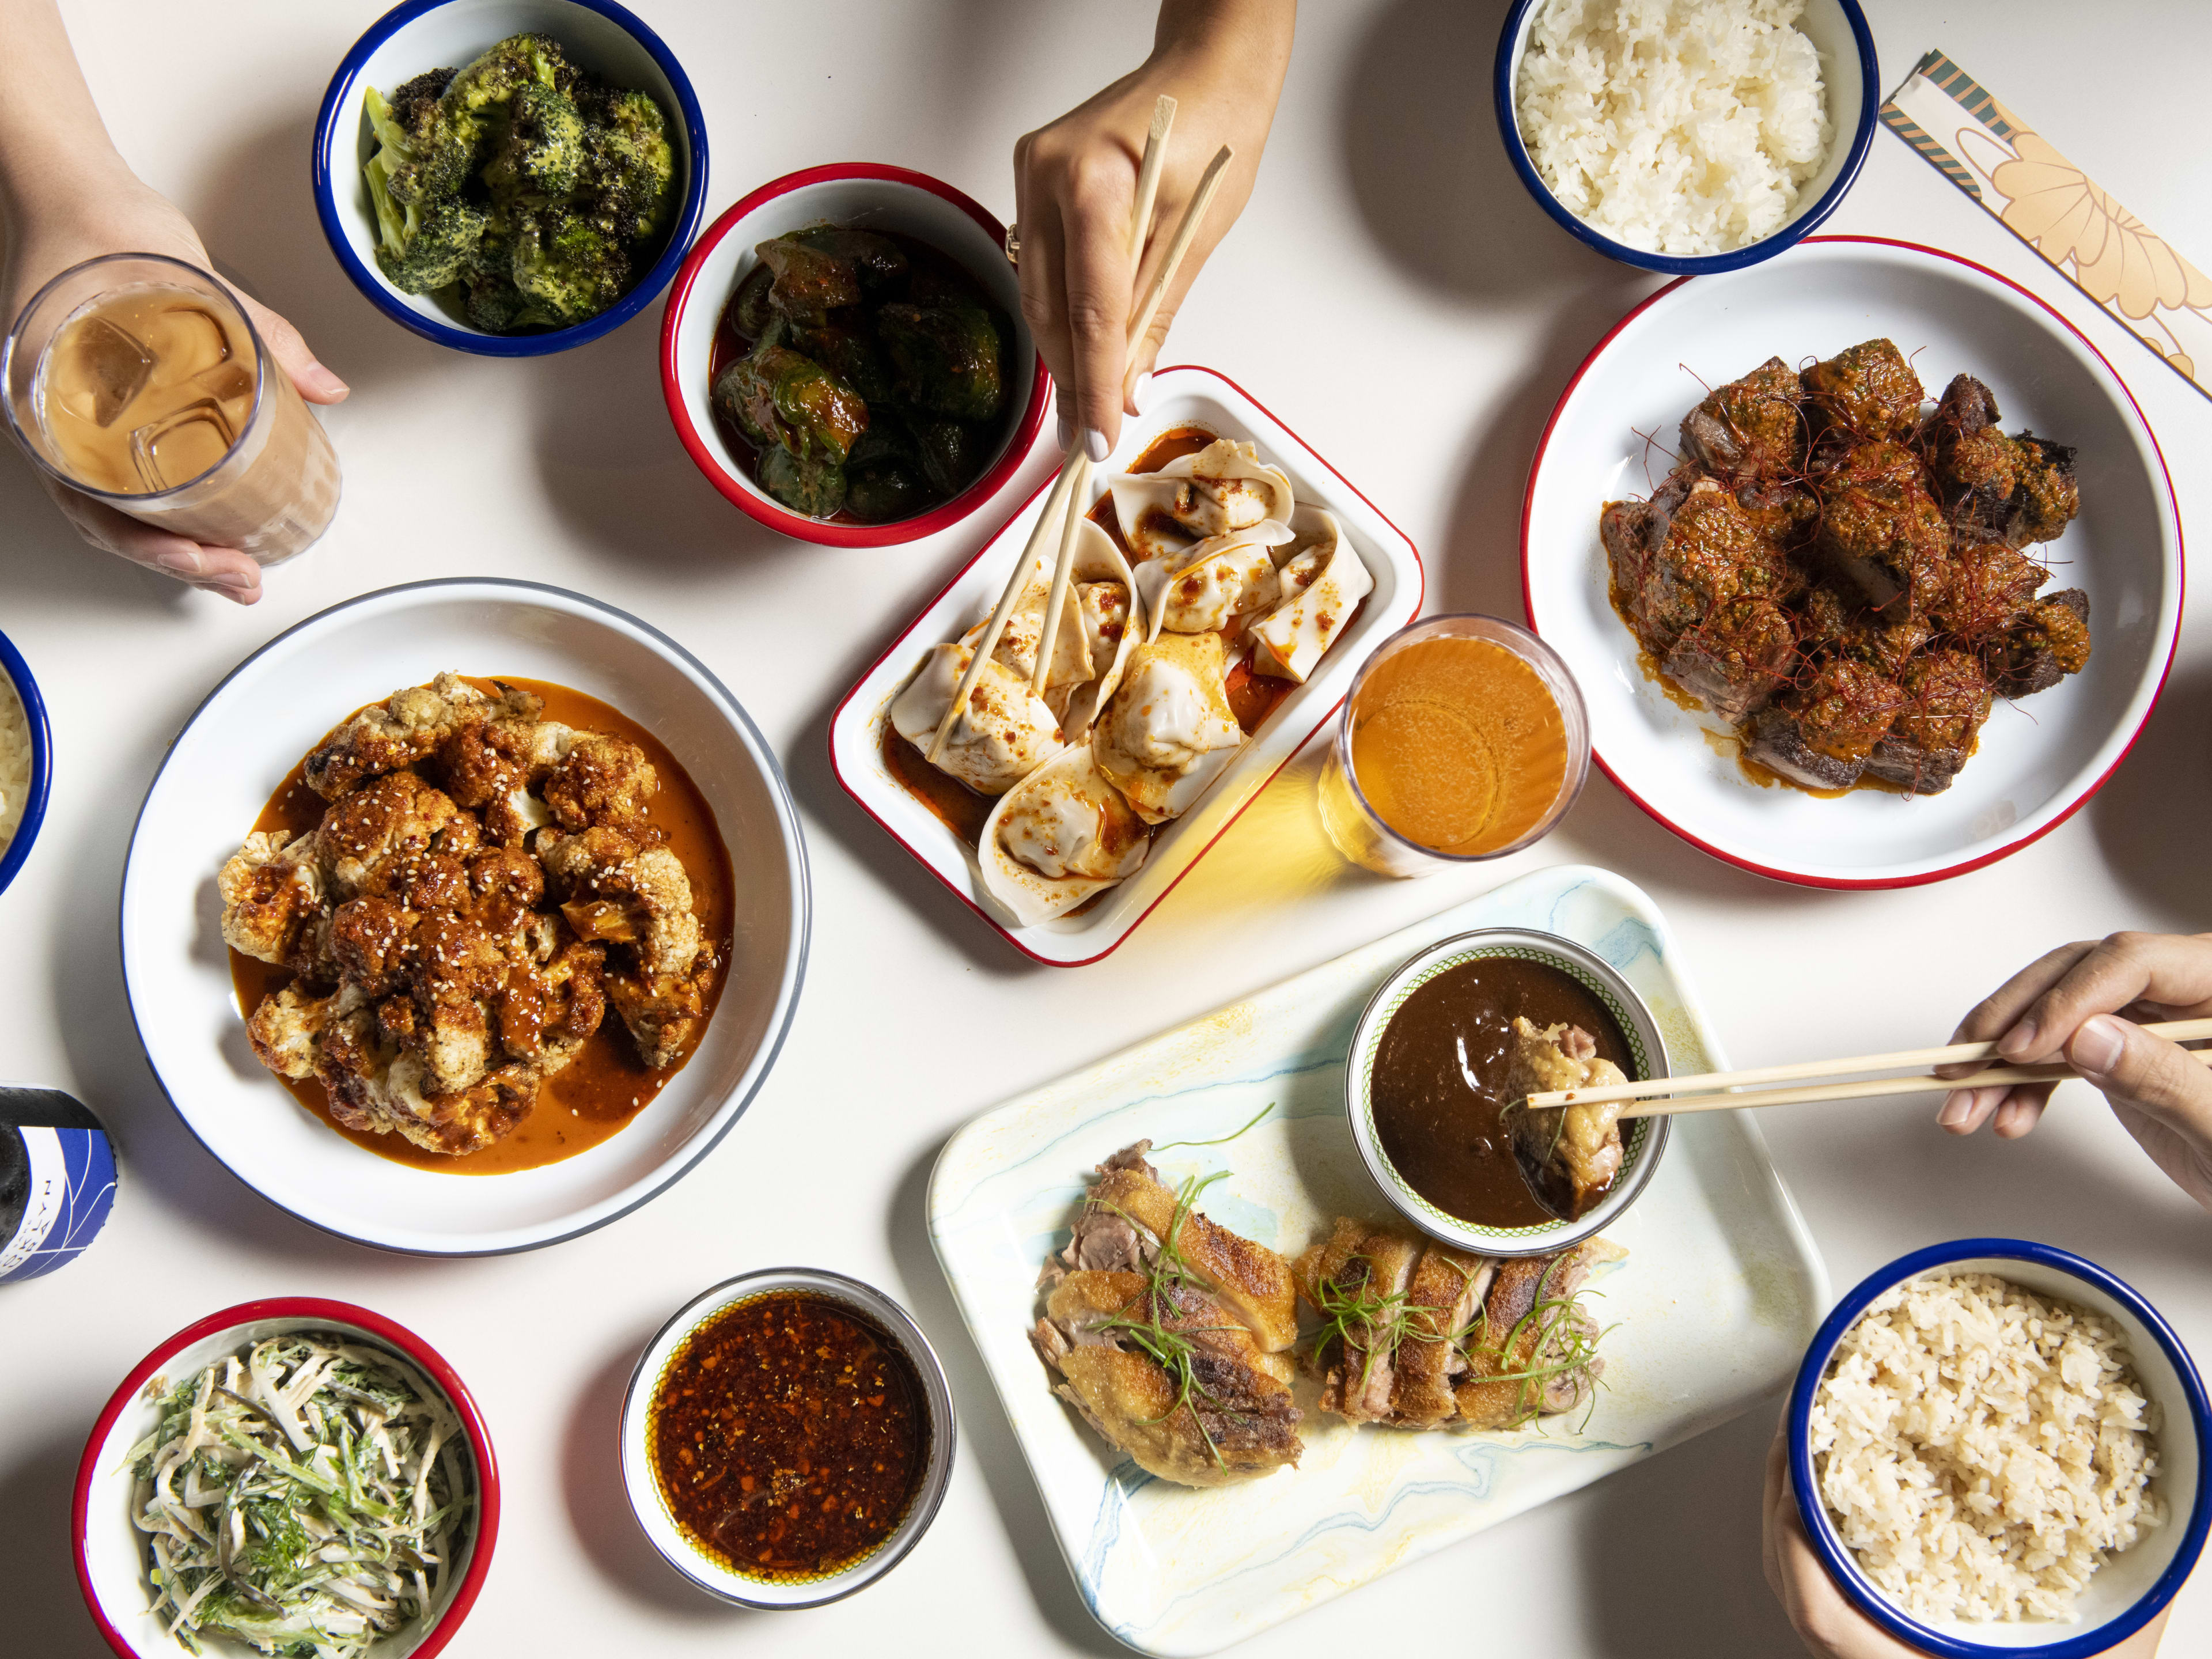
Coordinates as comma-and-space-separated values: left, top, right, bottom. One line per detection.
1012, 0, 1294, 460
1936, 932, 2212, 1211
1762, 1414, 2172, 1657
0, 0, 347, 605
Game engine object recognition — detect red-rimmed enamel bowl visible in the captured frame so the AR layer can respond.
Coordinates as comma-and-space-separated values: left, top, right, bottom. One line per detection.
74, 1299, 499, 1659
1522, 236, 2183, 889
828, 365, 1423, 967
659, 164, 1049, 547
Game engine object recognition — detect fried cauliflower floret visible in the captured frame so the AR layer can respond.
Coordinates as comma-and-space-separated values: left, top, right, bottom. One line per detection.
539, 827, 701, 976
541, 732, 657, 832
498, 940, 607, 1071
605, 961, 711, 1069
435, 705, 575, 844
304, 672, 541, 799
218, 830, 325, 965
319, 771, 466, 897
245, 984, 335, 1080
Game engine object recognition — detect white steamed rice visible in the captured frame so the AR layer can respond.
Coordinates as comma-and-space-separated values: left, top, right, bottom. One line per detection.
1515, 0, 1834, 256
1810, 1271, 2164, 1623
0, 670, 29, 855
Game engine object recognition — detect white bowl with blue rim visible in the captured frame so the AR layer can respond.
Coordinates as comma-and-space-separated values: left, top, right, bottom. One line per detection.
0, 625, 51, 897
312, 0, 709, 355
1493, 0, 1878, 274
1789, 1239, 2210, 1657
1344, 926, 1671, 1257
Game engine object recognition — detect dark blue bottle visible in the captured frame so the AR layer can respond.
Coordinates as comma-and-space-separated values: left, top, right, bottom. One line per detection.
0, 1086, 116, 1282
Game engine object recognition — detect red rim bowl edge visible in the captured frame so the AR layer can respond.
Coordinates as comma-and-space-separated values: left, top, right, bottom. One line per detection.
73, 1298, 501, 1659
658, 162, 1051, 547
828, 362, 1427, 967
1518, 233, 2186, 891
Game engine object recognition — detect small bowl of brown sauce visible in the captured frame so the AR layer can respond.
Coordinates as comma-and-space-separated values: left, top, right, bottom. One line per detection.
620, 1267, 954, 1608
1347, 927, 1672, 1257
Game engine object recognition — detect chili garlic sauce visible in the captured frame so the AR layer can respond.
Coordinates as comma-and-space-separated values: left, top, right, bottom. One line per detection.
648, 1291, 929, 1583
1369, 956, 1634, 1226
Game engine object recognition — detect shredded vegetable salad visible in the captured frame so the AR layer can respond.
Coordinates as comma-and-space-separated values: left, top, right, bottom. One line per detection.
124, 1332, 471, 1658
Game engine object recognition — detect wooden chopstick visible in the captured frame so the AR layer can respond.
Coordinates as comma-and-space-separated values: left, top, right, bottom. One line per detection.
934, 138, 1237, 744
1527, 1016, 2212, 1112
1618, 1051, 2212, 1119
1128, 95, 1177, 262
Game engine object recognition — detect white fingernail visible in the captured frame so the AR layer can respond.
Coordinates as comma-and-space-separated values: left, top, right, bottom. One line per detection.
1056, 411, 1074, 452
155, 550, 202, 577
1084, 427, 1110, 464
1131, 372, 1153, 411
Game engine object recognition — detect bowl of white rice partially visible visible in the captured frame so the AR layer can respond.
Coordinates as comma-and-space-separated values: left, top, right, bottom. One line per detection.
1496, 0, 1878, 272
1789, 1240, 2209, 1657
0, 626, 50, 897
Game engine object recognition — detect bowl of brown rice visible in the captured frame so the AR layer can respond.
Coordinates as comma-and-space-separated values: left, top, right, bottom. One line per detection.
1495, 0, 1879, 274
1790, 1240, 2209, 1656
0, 627, 49, 896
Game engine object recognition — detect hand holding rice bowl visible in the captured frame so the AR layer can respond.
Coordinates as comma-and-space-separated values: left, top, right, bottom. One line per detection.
1496, 0, 1878, 271
1789, 1241, 2209, 1657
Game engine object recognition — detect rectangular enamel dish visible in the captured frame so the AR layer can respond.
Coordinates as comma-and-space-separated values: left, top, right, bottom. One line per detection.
929, 865, 1830, 1656
829, 366, 1423, 965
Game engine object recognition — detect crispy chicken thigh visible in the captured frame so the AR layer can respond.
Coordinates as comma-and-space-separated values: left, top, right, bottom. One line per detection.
1503, 1017, 1630, 1221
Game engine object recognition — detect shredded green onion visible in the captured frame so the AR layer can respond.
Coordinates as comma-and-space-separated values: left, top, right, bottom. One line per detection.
123, 1332, 471, 1659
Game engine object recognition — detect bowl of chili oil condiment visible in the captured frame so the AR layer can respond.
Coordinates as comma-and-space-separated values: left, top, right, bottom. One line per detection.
1345, 927, 1672, 1257
620, 1267, 955, 1608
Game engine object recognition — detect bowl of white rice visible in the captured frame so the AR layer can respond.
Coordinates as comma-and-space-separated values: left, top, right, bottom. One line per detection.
1496, 0, 1878, 272
1789, 1240, 2209, 1656
0, 626, 50, 897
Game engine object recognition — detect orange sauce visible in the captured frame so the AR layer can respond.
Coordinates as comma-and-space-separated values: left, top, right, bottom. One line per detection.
227, 677, 735, 1176
1347, 638, 1568, 857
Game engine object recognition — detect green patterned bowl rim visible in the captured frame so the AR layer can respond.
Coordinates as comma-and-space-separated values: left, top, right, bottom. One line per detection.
1343, 927, 1672, 1257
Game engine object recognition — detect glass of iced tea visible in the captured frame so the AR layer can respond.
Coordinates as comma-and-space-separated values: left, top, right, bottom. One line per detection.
1319, 614, 1590, 877
2, 253, 339, 565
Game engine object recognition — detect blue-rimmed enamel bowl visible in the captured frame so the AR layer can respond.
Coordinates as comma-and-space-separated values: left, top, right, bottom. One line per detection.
312, 0, 709, 355
1344, 927, 1671, 1258
1789, 1240, 2210, 1657
0, 626, 51, 897
1494, 0, 1878, 274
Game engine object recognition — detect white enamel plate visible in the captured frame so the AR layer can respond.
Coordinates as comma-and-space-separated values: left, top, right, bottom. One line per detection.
1522, 236, 2183, 888
830, 365, 1423, 965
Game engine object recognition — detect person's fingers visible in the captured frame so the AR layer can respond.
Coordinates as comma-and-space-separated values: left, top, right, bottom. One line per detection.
238, 293, 348, 404
1934, 941, 2097, 1078
1058, 156, 1135, 457
1997, 933, 2212, 1065
45, 481, 262, 603
2067, 1014, 2212, 1139
1991, 1084, 2056, 1139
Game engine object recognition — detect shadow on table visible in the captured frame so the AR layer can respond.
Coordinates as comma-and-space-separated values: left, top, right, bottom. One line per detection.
1338, 0, 1628, 304
885, 1139, 1124, 1657
1575, 1396, 1807, 1656
2089, 654, 2212, 927
0, 1426, 108, 1657
562, 1327, 761, 1624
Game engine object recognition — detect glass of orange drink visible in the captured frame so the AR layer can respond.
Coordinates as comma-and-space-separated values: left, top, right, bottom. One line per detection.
1318, 615, 1589, 877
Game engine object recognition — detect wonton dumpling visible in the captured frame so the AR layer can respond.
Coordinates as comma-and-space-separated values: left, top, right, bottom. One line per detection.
1108, 438, 1296, 559
1133, 522, 1296, 640
1092, 631, 1245, 823
969, 558, 1094, 699
1251, 506, 1373, 683
890, 642, 1065, 795
1053, 520, 1147, 745
979, 746, 1149, 927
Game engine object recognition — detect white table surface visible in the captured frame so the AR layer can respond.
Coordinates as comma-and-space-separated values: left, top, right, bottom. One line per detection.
4, 2, 2208, 1654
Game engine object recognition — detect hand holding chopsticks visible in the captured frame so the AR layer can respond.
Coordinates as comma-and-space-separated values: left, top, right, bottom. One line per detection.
1522, 1018, 2212, 1119
928, 105, 1237, 760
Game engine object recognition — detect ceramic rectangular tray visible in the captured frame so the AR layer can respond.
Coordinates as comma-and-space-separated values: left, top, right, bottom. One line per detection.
830, 365, 1423, 965
929, 865, 1829, 1656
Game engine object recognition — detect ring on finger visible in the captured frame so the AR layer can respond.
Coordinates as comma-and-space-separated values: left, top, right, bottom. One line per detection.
1003, 225, 1021, 266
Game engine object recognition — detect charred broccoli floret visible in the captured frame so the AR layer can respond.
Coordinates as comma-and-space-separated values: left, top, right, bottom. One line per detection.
359, 32, 677, 332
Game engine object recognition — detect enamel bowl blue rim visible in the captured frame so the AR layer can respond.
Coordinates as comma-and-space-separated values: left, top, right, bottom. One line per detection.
310, 0, 710, 357
1491, 0, 1880, 275
1788, 1238, 2211, 1658
0, 626, 52, 897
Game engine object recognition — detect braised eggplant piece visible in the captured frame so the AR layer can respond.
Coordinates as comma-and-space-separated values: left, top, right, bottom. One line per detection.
878, 301, 1006, 422
759, 445, 847, 518
711, 340, 868, 464
756, 235, 862, 321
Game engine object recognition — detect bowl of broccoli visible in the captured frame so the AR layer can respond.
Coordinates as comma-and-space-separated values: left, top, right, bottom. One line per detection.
314, 0, 708, 354
660, 165, 1050, 547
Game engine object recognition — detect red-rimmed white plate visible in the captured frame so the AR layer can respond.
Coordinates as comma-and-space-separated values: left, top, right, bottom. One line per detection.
830, 365, 1423, 965
1522, 236, 2183, 888
74, 1298, 499, 1659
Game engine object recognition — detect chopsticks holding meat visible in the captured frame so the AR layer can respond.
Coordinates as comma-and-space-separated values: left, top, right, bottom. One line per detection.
1520, 1017, 2212, 1119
